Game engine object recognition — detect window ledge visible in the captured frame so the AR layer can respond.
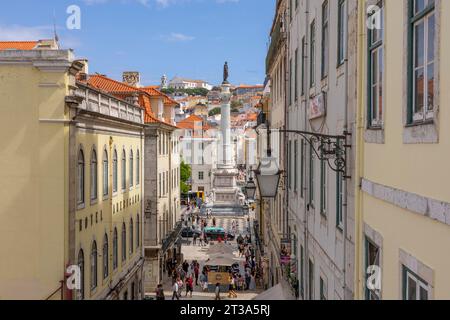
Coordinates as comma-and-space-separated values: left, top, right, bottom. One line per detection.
102, 194, 109, 201
77, 203, 85, 211
90, 198, 98, 206
364, 128, 385, 144
403, 120, 438, 144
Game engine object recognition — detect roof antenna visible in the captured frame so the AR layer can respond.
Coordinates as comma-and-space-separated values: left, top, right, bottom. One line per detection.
53, 9, 60, 45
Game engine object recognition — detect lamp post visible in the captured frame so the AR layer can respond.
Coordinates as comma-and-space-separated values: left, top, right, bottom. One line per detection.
244, 176, 257, 200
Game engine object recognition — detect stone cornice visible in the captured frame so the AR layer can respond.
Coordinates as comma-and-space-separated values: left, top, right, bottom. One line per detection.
361, 178, 450, 227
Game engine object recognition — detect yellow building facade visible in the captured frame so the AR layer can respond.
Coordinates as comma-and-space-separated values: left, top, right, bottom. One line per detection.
356, 0, 450, 299
0, 43, 145, 300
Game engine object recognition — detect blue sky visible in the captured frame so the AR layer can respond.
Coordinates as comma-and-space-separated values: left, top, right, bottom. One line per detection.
0, 0, 275, 86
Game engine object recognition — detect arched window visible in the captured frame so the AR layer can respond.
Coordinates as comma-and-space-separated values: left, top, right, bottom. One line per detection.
113, 149, 118, 193
90, 149, 98, 201
129, 218, 134, 255
136, 150, 140, 185
113, 228, 118, 269
103, 234, 109, 279
121, 150, 126, 190
103, 150, 108, 196
129, 150, 134, 187
77, 149, 85, 204
78, 249, 85, 300
136, 215, 140, 249
121, 222, 126, 262
90, 241, 97, 290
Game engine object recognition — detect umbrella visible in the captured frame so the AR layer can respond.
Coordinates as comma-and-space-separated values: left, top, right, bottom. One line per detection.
207, 243, 235, 255
205, 255, 238, 267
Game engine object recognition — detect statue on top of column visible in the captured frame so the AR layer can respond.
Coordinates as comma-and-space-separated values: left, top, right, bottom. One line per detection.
223, 61, 229, 84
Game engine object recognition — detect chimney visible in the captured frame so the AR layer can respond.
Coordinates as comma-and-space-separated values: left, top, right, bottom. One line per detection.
75, 59, 89, 81
123, 71, 140, 88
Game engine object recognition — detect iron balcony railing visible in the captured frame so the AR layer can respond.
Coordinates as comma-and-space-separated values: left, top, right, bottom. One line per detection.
161, 221, 183, 253
257, 112, 267, 127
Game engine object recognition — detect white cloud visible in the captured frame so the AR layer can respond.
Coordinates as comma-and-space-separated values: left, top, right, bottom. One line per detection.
82, 0, 150, 6
165, 32, 195, 42
0, 25, 53, 41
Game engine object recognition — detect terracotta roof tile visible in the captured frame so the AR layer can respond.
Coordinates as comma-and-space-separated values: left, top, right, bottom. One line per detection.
0, 41, 38, 50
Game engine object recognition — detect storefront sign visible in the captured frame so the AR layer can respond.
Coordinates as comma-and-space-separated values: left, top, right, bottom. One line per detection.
280, 239, 291, 265
309, 93, 326, 120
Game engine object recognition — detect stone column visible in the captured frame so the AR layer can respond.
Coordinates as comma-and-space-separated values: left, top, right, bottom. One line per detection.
220, 83, 233, 168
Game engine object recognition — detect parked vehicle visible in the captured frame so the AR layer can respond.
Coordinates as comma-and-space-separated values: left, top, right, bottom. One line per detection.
181, 227, 202, 238
204, 227, 235, 241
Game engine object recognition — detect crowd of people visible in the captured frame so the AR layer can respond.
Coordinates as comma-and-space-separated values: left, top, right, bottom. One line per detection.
155, 202, 261, 300
226, 234, 258, 298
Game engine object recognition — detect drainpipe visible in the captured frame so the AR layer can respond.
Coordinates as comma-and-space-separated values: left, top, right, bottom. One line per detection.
342, 0, 350, 299
303, 0, 310, 300
355, 0, 366, 300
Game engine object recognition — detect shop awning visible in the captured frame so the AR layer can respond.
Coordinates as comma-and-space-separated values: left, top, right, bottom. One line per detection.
252, 281, 296, 300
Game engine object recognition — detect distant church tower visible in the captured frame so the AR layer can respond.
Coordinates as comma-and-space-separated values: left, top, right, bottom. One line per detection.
161, 74, 168, 89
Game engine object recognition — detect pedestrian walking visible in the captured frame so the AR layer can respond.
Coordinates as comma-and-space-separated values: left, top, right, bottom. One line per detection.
156, 284, 165, 300
194, 264, 199, 286
185, 276, 194, 298
172, 281, 179, 300
214, 283, 221, 300
193, 233, 197, 245
227, 275, 237, 298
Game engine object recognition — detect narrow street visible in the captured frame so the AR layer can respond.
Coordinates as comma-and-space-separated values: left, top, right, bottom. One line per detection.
146, 209, 263, 300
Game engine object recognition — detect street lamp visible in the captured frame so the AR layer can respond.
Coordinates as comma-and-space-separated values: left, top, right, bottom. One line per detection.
254, 150, 282, 199
244, 177, 257, 200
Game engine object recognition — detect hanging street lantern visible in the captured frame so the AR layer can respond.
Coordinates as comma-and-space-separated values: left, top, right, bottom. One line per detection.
254, 150, 282, 199
244, 176, 257, 200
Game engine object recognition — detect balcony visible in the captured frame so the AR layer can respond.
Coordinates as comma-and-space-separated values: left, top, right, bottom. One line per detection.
257, 112, 267, 127
161, 221, 183, 253
265, 18, 285, 73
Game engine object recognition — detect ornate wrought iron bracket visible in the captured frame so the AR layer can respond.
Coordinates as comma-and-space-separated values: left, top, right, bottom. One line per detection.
270, 129, 351, 178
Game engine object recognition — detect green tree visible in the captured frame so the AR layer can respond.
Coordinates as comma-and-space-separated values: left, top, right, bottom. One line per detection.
180, 160, 191, 194
209, 107, 221, 116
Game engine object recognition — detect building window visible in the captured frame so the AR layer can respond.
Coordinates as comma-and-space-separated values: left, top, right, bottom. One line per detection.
294, 140, 298, 192
103, 234, 109, 279
113, 149, 118, 193
78, 249, 85, 300
90, 241, 97, 291
90, 149, 98, 201
129, 150, 134, 187
300, 140, 305, 198
103, 150, 108, 197
121, 150, 126, 191
337, 0, 346, 65
136, 214, 140, 249
121, 222, 127, 262
113, 228, 118, 269
320, 159, 327, 216
336, 171, 343, 229
295, 48, 299, 100
408, 0, 435, 123
367, 1, 384, 127
77, 149, 85, 205
288, 141, 292, 190
403, 266, 430, 300
136, 150, 140, 185
129, 218, 134, 255
198, 171, 204, 180
300, 245, 304, 298
309, 144, 315, 206
321, 0, 329, 78
320, 277, 327, 300
308, 259, 314, 300
289, 57, 293, 105
301, 36, 306, 95
365, 237, 381, 300
310, 20, 316, 87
